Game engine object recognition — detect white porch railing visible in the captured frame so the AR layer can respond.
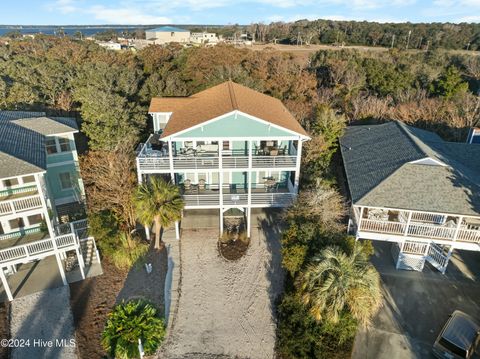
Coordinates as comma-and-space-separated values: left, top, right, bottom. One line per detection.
137, 155, 298, 171
360, 219, 406, 235
407, 223, 456, 240
457, 228, 480, 243
0, 233, 76, 264
0, 194, 43, 215
183, 192, 296, 208
359, 218, 480, 244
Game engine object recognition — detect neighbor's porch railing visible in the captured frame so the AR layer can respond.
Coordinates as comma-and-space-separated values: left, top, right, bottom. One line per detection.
0, 233, 76, 264
359, 218, 480, 244
0, 194, 43, 215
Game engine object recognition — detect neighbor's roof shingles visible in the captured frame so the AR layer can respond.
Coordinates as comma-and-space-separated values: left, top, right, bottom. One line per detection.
150, 81, 308, 138
340, 121, 480, 216
0, 111, 78, 179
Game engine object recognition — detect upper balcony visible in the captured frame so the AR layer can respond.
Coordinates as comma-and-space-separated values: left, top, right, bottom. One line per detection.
0, 184, 43, 217
352, 206, 480, 247
137, 136, 299, 172
0, 219, 88, 265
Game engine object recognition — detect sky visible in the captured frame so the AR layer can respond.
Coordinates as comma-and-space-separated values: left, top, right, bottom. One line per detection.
1, 0, 480, 25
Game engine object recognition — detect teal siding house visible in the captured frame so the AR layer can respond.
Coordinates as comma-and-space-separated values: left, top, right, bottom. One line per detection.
137, 81, 310, 238
0, 111, 101, 301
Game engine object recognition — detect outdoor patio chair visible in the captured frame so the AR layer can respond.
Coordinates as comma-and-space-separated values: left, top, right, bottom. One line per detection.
269, 149, 279, 156
184, 179, 191, 191
198, 179, 206, 191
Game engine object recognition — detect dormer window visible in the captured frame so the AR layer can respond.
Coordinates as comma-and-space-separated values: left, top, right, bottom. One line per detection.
46, 138, 58, 154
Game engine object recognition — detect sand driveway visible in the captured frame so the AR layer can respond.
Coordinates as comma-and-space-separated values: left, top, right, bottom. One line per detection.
162, 214, 284, 359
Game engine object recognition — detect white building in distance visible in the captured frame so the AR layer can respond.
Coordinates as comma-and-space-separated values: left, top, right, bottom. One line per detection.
145, 26, 191, 44
190, 32, 219, 44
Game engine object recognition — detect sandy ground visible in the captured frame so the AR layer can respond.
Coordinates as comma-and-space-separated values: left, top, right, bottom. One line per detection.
10, 286, 77, 359
161, 214, 284, 359
70, 249, 167, 359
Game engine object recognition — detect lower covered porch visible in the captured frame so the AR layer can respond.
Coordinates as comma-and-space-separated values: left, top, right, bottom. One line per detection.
0, 248, 102, 302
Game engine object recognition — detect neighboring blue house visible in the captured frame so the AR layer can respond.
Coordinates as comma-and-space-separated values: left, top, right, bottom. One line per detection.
0, 111, 101, 301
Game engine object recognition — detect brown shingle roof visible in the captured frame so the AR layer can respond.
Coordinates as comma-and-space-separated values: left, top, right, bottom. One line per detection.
150, 81, 308, 138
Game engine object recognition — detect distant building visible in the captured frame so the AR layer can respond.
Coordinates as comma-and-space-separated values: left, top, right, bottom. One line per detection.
190, 32, 219, 44
97, 41, 122, 50
145, 26, 191, 45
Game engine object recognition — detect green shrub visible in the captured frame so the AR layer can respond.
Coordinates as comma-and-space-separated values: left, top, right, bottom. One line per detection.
110, 233, 149, 270
277, 293, 357, 359
102, 299, 166, 359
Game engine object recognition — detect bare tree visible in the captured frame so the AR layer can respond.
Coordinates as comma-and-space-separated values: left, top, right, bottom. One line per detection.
80, 141, 137, 232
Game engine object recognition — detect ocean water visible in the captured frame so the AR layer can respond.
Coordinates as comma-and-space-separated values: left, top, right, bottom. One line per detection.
0, 25, 150, 37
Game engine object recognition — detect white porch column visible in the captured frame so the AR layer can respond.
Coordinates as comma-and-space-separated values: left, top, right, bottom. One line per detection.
75, 246, 86, 279
0, 268, 13, 301
442, 246, 455, 274
55, 252, 68, 285
35, 173, 67, 286
293, 139, 303, 193
357, 206, 365, 232
145, 225, 151, 240
404, 211, 413, 236
219, 209, 224, 235
174, 221, 180, 240
168, 139, 175, 184
453, 216, 463, 241
247, 140, 253, 238
219, 140, 224, 235
247, 206, 252, 238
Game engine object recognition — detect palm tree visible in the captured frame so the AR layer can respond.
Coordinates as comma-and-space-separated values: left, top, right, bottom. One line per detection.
102, 299, 166, 358
297, 244, 382, 327
134, 176, 184, 249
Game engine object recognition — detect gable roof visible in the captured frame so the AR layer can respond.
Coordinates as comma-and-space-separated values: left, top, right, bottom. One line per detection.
151, 81, 308, 138
147, 26, 190, 33
0, 111, 78, 179
340, 121, 480, 216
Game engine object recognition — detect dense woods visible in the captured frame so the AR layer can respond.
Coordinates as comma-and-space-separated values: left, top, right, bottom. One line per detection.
246, 20, 480, 50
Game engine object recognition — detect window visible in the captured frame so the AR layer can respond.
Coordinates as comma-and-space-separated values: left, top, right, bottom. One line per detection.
22, 175, 35, 184
59, 172, 73, 190
9, 218, 25, 230
59, 138, 71, 152
46, 138, 58, 154
3, 178, 19, 187
27, 214, 43, 226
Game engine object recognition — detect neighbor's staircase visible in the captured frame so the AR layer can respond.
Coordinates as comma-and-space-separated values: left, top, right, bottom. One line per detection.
81, 238, 99, 266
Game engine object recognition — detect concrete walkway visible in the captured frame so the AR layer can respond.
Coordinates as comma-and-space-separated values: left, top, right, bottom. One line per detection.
10, 286, 78, 359
352, 242, 480, 359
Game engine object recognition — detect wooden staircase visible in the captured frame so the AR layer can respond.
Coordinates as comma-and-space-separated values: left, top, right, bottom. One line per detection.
81, 238, 98, 266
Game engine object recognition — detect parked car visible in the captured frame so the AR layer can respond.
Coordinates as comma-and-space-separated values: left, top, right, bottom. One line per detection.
433, 310, 480, 359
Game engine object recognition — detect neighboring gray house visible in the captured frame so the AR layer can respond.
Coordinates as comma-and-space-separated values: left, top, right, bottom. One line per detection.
145, 26, 191, 44
341, 121, 480, 273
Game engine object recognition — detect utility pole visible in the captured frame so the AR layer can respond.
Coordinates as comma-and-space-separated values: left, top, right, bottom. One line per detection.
426, 40, 430, 51
467, 42, 471, 51
391, 34, 395, 49
406, 30, 412, 50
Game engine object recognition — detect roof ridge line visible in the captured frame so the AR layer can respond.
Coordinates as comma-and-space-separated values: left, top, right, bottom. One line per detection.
395, 120, 430, 157
227, 81, 238, 110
